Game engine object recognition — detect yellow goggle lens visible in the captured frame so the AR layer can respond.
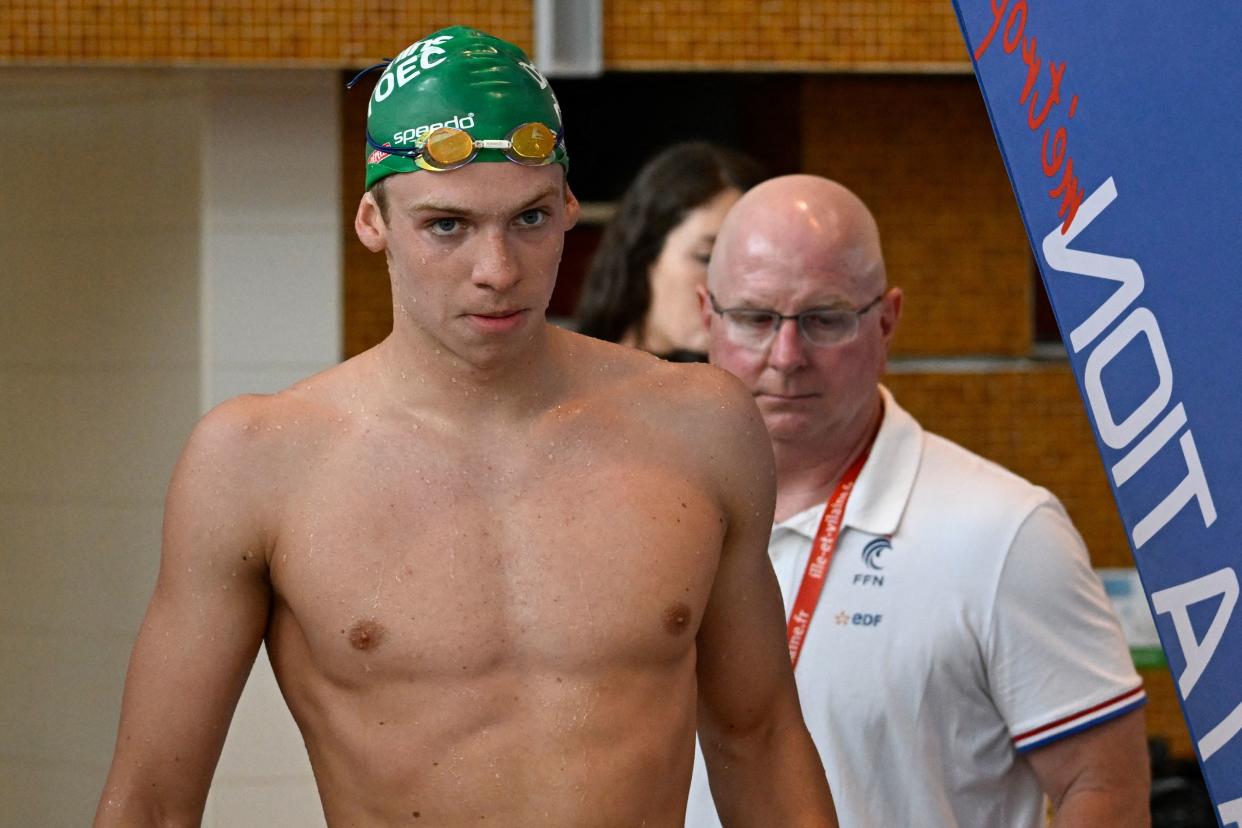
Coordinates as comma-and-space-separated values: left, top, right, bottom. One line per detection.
509, 122, 556, 160
423, 128, 476, 167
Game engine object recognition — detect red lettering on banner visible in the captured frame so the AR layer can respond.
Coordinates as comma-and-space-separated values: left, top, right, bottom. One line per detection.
1050, 157, 1085, 231
1028, 61, 1065, 130
1041, 127, 1067, 176
1003, 0, 1028, 53
973, 3, 1086, 234
973, 0, 1010, 60
1019, 37, 1042, 104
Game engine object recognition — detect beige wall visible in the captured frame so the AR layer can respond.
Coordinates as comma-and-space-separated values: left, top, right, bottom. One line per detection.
0, 69, 203, 826
199, 70, 339, 827
0, 68, 340, 826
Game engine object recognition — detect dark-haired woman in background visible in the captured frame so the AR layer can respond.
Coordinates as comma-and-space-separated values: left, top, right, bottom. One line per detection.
575, 142, 765, 362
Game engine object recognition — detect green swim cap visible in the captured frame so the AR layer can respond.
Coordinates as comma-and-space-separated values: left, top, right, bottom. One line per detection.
364, 26, 568, 190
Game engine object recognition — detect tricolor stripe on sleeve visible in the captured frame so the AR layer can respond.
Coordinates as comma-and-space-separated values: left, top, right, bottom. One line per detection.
1011, 685, 1147, 753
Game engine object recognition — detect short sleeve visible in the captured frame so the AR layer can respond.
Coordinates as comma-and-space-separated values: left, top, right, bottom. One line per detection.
986, 499, 1146, 753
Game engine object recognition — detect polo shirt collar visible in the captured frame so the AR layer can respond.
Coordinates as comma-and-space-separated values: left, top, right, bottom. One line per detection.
773, 385, 924, 540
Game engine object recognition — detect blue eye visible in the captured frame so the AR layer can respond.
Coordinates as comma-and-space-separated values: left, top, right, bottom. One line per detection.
517, 209, 548, 227
429, 217, 460, 235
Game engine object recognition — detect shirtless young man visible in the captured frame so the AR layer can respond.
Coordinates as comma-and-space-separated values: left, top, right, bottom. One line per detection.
94, 28, 835, 827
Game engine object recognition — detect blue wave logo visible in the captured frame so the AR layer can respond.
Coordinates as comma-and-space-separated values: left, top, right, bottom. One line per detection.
862, 538, 891, 570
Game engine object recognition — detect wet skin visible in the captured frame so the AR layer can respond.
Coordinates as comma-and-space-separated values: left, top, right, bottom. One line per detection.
263, 342, 730, 825
95, 163, 833, 827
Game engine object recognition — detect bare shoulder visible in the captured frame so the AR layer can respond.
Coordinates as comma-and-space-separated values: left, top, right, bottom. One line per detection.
560, 328, 757, 418
555, 329, 773, 492
169, 361, 362, 549
185, 365, 346, 473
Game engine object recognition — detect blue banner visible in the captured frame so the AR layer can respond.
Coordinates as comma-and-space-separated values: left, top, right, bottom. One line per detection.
951, 1, 1242, 821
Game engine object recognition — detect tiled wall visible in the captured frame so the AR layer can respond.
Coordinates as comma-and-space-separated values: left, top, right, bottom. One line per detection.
0, 0, 532, 65
801, 75, 1033, 357
605, 0, 968, 70
1, 1, 967, 70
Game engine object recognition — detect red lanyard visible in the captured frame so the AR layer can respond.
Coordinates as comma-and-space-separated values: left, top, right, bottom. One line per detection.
786, 443, 874, 669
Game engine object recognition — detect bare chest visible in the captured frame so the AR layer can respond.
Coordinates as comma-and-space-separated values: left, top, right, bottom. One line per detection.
268, 440, 725, 685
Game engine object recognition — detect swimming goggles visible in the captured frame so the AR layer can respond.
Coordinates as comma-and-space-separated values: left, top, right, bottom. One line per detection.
365, 122, 563, 171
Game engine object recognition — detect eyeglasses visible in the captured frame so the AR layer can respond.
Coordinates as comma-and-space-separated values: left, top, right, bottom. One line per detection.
366, 121, 563, 171
707, 291, 885, 349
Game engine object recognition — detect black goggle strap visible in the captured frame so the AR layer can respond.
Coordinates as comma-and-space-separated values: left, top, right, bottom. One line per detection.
364, 129, 426, 160
345, 59, 393, 90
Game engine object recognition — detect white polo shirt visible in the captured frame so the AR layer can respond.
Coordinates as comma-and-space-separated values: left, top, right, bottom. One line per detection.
686, 387, 1144, 828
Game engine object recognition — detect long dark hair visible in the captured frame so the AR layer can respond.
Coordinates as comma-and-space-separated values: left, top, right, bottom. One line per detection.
575, 142, 765, 344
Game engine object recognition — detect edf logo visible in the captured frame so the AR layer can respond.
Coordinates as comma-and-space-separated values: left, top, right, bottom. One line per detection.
834, 611, 884, 627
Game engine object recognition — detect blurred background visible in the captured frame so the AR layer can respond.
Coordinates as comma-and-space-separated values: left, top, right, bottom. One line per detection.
0, 2, 1204, 825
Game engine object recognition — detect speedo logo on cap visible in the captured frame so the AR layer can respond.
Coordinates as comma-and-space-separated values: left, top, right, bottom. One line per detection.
392, 113, 476, 145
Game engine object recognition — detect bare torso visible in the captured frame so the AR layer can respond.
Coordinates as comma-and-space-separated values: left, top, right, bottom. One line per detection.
254, 334, 727, 825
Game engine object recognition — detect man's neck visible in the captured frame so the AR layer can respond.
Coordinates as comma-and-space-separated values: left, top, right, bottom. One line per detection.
772, 394, 883, 523
372, 321, 563, 425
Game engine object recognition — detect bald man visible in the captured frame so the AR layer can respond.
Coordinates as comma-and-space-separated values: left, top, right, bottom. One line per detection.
684, 175, 1151, 827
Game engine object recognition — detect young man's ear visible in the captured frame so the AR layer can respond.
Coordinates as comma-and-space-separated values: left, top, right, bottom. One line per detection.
563, 183, 581, 231
355, 191, 388, 253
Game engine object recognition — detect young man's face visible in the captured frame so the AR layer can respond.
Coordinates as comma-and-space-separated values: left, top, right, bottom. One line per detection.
356, 162, 579, 362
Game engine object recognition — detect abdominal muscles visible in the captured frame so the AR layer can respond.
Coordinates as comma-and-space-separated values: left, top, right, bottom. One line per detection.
268, 609, 700, 826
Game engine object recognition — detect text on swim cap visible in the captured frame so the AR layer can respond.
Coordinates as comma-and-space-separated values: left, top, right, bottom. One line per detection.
392, 113, 477, 145
373, 34, 453, 106
517, 60, 549, 90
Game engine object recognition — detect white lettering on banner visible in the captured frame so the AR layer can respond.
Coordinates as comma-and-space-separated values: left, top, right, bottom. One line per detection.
1151, 568, 1238, 697
1041, 178, 1218, 548
1220, 797, 1242, 826
1131, 431, 1215, 548
1042, 178, 1143, 353
1200, 697, 1242, 761
1112, 403, 1185, 485
1084, 308, 1173, 449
